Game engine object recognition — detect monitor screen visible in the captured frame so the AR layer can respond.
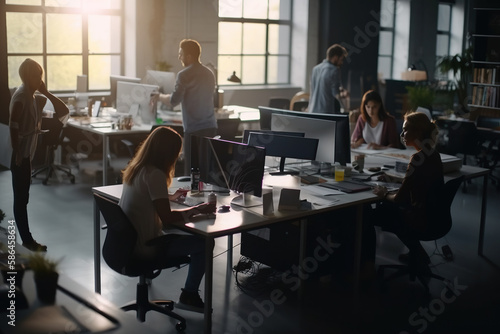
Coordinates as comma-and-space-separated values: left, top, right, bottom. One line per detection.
116, 81, 159, 124
271, 113, 336, 165
142, 70, 176, 94
242, 129, 305, 143
259, 106, 351, 165
110, 75, 141, 108
192, 136, 266, 198
247, 133, 319, 175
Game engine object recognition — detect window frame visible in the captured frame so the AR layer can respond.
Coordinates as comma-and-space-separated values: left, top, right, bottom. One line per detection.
435, 2, 452, 79
3, 1, 124, 93
218, 1, 293, 86
377, 0, 397, 79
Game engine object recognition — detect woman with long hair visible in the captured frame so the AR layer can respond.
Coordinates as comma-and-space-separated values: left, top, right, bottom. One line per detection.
119, 126, 215, 313
351, 90, 399, 149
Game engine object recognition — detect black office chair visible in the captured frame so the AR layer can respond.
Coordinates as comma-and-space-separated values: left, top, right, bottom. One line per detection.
216, 118, 241, 141
292, 100, 309, 112
93, 193, 189, 332
32, 117, 75, 185
436, 119, 481, 165
269, 97, 290, 110
377, 176, 465, 294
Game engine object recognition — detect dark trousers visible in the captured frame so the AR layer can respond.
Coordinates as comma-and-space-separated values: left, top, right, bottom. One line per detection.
10, 152, 35, 244
365, 202, 427, 266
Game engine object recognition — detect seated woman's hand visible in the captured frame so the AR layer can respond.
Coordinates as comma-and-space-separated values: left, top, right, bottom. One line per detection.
170, 188, 189, 201
373, 185, 388, 198
367, 142, 384, 150
351, 139, 363, 149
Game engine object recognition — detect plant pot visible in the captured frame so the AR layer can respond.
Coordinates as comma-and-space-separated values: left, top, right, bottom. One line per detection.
34, 272, 59, 304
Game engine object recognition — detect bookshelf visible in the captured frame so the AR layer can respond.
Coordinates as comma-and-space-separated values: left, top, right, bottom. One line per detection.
470, 6, 500, 114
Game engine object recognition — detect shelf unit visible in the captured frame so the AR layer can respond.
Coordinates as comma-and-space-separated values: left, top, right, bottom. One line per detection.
469, 5, 500, 115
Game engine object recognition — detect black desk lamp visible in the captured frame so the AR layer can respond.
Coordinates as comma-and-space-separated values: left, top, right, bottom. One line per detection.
227, 71, 241, 83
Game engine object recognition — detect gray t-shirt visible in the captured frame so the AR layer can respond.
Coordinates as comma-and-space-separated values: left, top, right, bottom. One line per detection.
309, 59, 342, 114
170, 62, 217, 133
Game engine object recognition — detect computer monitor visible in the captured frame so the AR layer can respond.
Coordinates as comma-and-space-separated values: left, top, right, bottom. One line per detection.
247, 132, 319, 175
142, 70, 176, 94
192, 136, 266, 207
271, 113, 336, 165
259, 106, 351, 165
109, 75, 141, 107
116, 81, 159, 125
242, 129, 305, 143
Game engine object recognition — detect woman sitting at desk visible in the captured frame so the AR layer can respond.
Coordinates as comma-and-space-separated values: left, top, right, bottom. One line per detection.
369, 111, 443, 272
351, 90, 399, 149
119, 126, 216, 313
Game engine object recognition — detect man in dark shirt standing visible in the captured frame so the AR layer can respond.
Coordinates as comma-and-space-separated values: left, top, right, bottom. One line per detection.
309, 44, 348, 114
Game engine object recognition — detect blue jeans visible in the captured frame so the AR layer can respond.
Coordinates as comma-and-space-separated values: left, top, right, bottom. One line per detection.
156, 234, 214, 293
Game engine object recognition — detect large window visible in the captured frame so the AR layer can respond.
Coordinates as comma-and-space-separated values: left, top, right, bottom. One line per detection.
4, 0, 122, 92
377, 0, 396, 80
435, 2, 452, 80
218, 0, 292, 86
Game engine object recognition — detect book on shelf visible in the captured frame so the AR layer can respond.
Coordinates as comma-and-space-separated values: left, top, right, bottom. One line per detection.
473, 67, 499, 84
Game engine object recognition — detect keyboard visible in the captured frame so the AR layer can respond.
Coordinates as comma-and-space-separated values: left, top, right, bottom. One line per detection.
172, 196, 204, 207
318, 180, 372, 193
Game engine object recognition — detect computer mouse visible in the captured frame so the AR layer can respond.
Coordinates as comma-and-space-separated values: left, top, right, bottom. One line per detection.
177, 176, 191, 182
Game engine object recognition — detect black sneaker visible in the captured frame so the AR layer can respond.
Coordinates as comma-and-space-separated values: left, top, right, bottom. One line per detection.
176, 289, 205, 313
23, 240, 47, 252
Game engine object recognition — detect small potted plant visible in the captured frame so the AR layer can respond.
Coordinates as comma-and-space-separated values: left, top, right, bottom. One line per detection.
26, 252, 61, 304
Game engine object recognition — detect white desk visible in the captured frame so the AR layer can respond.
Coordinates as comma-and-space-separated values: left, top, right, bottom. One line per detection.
92, 176, 378, 334
91, 151, 490, 333
67, 120, 152, 185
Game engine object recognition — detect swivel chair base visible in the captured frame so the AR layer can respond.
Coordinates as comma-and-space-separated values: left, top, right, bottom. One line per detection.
121, 275, 186, 332
377, 263, 455, 298
32, 146, 75, 185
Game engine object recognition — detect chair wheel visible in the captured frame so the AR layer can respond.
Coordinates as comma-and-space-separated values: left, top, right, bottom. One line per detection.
176, 321, 186, 331
42, 180, 48, 185
70, 176, 75, 184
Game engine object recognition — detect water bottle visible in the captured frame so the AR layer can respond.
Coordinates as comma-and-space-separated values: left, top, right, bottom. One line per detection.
191, 167, 200, 191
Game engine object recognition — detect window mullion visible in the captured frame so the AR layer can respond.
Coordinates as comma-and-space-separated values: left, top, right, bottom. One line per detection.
82, 13, 88, 77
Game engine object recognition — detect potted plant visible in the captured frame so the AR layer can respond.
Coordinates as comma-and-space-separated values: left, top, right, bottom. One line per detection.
407, 84, 436, 111
436, 47, 473, 114
26, 252, 61, 304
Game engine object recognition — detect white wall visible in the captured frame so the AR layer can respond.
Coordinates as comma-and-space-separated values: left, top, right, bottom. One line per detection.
129, 0, 318, 107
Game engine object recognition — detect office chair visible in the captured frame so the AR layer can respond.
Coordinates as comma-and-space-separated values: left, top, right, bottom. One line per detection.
292, 100, 309, 112
31, 117, 75, 185
289, 92, 309, 111
216, 118, 241, 141
93, 193, 189, 332
377, 176, 465, 294
269, 97, 290, 110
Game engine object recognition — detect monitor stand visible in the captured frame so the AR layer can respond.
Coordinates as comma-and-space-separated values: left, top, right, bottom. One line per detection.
269, 157, 300, 176
231, 192, 262, 208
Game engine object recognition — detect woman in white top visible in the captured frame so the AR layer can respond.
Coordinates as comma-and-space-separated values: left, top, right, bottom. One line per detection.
351, 90, 399, 149
119, 126, 215, 313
